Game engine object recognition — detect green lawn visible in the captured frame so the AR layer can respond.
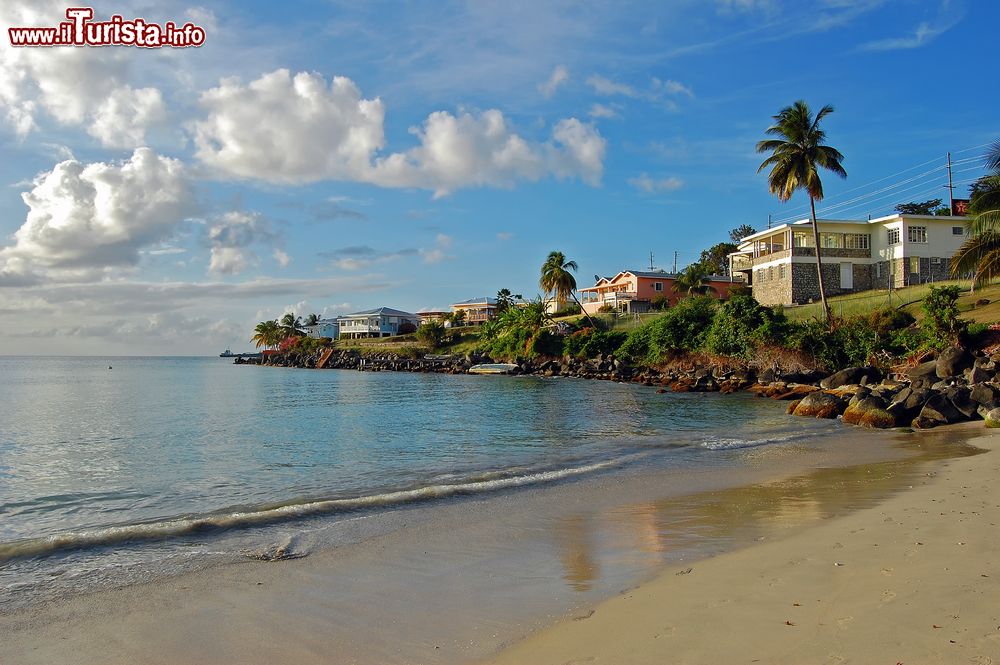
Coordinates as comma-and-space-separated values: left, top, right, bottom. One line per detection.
782, 280, 1000, 324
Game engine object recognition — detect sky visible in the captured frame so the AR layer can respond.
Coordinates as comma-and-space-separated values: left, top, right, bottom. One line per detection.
0, 0, 996, 355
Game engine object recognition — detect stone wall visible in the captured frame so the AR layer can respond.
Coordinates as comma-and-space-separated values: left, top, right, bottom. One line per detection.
750, 263, 792, 306
874, 258, 953, 288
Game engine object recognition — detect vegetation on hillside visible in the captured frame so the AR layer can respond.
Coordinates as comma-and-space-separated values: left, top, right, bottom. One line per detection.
952, 140, 1000, 286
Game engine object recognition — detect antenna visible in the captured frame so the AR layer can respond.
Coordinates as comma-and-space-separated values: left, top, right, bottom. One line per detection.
767, 213, 772, 229
649, 251, 655, 271
946, 151, 955, 212
673, 251, 678, 273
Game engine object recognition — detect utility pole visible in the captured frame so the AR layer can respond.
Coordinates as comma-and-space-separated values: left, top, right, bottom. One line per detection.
946, 151, 955, 212
649, 251, 655, 271
767, 213, 772, 229
673, 251, 678, 274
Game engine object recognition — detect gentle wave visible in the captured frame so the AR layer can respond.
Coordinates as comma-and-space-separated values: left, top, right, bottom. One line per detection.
699, 431, 816, 451
0, 456, 636, 563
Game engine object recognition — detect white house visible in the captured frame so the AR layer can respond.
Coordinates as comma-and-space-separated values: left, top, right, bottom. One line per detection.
729, 214, 969, 306
303, 319, 340, 340
337, 307, 420, 339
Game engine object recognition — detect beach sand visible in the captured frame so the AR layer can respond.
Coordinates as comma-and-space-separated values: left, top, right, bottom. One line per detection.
1, 425, 994, 665
485, 424, 1000, 665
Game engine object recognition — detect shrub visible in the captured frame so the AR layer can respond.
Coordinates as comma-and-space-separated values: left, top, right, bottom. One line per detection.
563, 328, 627, 358
705, 294, 792, 359
416, 320, 446, 348
618, 296, 716, 364
597, 304, 614, 313
921, 285, 968, 349
650, 294, 670, 311
789, 308, 919, 369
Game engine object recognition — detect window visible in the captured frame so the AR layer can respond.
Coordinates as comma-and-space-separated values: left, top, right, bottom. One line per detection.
910, 257, 920, 274
654, 282, 663, 292
844, 233, 870, 250
907, 226, 927, 243
778, 265, 786, 279
820, 233, 843, 248
793, 233, 813, 248
887, 228, 900, 245
768, 266, 774, 281
953, 226, 965, 236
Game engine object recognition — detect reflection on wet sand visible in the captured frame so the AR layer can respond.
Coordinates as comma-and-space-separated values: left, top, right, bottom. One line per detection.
552, 431, 983, 591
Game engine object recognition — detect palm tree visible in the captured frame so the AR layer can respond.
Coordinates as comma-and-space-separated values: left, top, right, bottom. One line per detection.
280, 313, 305, 338
757, 100, 847, 321
951, 140, 1000, 287
673, 263, 716, 296
304, 313, 320, 326
251, 320, 281, 349
540, 251, 596, 326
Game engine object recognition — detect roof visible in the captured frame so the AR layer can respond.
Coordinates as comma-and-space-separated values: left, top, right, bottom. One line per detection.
340, 307, 418, 318
452, 296, 497, 307
580, 269, 736, 291
415, 306, 450, 314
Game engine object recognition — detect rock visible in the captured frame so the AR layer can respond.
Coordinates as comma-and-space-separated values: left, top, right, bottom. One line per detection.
792, 391, 846, 419
758, 368, 777, 384
820, 366, 881, 390
842, 395, 896, 428
914, 393, 967, 428
936, 345, 972, 379
771, 384, 819, 401
970, 383, 1000, 410
966, 365, 995, 384
786, 399, 801, 414
906, 360, 940, 389
942, 386, 979, 419
984, 408, 1000, 428
847, 386, 872, 406
888, 387, 932, 423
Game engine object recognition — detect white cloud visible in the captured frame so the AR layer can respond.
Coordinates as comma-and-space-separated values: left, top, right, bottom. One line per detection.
0, 2, 164, 147
496, 232, 513, 241
652, 77, 694, 97
192, 69, 605, 195
538, 65, 569, 98
629, 174, 684, 193
858, 19, 957, 51
586, 74, 638, 98
89, 86, 167, 149
0, 148, 195, 278
588, 103, 620, 119
206, 210, 281, 276
192, 69, 386, 184
420, 233, 453, 264
273, 249, 291, 268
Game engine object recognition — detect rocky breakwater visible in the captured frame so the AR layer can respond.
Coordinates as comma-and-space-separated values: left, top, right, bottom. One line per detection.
741, 344, 1000, 430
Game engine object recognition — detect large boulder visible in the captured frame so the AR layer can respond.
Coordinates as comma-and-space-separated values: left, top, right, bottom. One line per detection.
984, 408, 1000, 428
792, 391, 846, 419
942, 386, 979, 420
842, 395, 896, 428
913, 393, 967, 428
906, 360, 940, 389
970, 383, 1000, 410
820, 367, 881, 390
936, 345, 973, 379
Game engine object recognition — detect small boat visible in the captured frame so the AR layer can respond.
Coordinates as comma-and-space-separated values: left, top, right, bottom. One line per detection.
220, 349, 235, 357
468, 363, 518, 375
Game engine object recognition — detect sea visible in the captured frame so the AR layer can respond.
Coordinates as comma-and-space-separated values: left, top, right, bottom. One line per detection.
0, 356, 889, 617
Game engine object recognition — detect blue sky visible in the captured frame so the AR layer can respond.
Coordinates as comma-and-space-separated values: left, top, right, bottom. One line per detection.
0, 0, 996, 354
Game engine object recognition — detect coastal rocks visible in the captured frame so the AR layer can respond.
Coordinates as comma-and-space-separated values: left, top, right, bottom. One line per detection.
913, 393, 966, 428
936, 345, 972, 379
906, 361, 940, 389
792, 391, 845, 419
887, 387, 932, 424
842, 396, 896, 429
819, 366, 881, 390
984, 408, 1000, 428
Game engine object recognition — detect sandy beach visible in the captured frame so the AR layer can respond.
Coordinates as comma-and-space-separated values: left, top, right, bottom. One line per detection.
486, 424, 1000, 665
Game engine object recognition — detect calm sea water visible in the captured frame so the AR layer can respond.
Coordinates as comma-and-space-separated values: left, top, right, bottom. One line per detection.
0, 356, 843, 607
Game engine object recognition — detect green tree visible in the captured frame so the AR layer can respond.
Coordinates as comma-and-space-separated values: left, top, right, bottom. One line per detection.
698, 242, 738, 275
921, 285, 968, 349
895, 199, 942, 215
304, 313, 320, 326
416, 320, 447, 348
540, 250, 596, 325
757, 100, 847, 322
951, 141, 1000, 287
496, 288, 522, 313
280, 313, 305, 338
672, 263, 716, 296
729, 224, 757, 243
251, 319, 281, 349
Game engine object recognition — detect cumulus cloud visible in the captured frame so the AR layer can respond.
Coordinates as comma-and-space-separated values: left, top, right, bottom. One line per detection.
0, 148, 195, 279
588, 103, 620, 119
538, 65, 569, 98
629, 174, 684, 193
0, 2, 165, 147
192, 69, 605, 195
206, 210, 282, 275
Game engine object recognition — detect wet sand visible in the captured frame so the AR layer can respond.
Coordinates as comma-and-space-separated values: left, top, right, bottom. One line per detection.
486, 423, 1000, 665
0, 426, 986, 665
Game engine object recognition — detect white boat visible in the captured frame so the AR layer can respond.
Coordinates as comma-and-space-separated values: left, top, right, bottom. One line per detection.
468, 363, 518, 375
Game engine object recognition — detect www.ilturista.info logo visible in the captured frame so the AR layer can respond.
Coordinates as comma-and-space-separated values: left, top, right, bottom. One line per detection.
8, 7, 206, 48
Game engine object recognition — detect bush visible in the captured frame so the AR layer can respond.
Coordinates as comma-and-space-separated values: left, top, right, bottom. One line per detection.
789, 308, 919, 369
618, 296, 716, 364
597, 303, 614, 313
416, 320, 446, 348
705, 294, 792, 359
563, 328, 627, 358
921, 285, 968, 349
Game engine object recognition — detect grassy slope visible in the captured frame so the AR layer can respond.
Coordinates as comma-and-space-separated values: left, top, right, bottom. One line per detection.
782, 280, 1000, 324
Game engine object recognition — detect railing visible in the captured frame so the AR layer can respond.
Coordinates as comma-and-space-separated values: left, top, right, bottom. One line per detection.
792, 247, 871, 259
602, 291, 638, 302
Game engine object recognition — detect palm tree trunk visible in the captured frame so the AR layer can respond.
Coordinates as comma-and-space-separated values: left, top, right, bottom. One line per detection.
809, 196, 831, 322
570, 291, 598, 328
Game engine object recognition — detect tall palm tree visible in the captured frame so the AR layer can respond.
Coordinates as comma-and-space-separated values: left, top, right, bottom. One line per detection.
757, 100, 847, 322
280, 313, 305, 338
251, 319, 281, 349
951, 140, 1000, 287
540, 251, 596, 326
673, 263, 716, 296
304, 313, 320, 326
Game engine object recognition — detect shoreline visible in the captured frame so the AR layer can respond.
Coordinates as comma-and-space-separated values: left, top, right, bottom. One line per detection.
484, 422, 1000, 665
0, 422, 985, 664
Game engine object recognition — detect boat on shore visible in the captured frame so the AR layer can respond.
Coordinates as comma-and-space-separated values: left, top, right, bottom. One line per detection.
468, 363, 518, 375
220, 349, 261, 358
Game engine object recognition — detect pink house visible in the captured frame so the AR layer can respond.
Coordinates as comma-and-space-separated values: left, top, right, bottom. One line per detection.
579, 269, 742, 315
